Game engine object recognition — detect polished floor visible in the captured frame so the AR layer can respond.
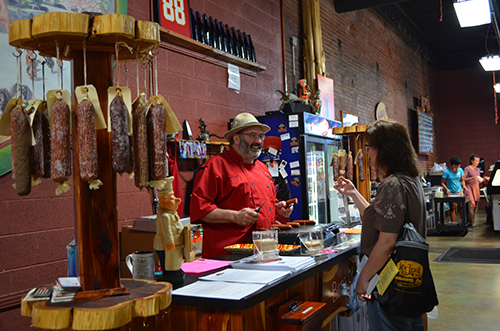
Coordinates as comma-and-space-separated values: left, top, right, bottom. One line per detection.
427, 211, 500, 330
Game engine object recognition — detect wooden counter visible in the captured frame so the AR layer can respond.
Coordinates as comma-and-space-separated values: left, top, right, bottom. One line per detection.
170, 246, 360, 330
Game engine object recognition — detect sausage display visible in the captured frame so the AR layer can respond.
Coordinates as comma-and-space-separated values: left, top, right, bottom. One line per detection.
28, 105, 44, 179
51, 98, 71, 183
347, 152, 353, 181
13, 107, 31, 196
132, 95, 149, 189
147, 103, 167, 180
110, 93, 131, 174
41, 103, 51, 178
331, 153, 339, 181
76, 98, 98, 182
10, 105, 22, 180
357, 149, 365, 182
338, 149, 347, 177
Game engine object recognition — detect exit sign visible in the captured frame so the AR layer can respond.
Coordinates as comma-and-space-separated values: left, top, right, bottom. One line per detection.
154, 0, 191, 38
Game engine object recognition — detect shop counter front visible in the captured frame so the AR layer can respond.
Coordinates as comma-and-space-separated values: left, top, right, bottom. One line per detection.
169, 245, 360, 331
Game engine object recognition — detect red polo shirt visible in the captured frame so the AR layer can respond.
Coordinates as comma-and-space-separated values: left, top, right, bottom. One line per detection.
190, 147, 278, 258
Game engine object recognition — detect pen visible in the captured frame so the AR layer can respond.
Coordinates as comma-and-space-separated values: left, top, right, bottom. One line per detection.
302, 307, 313, 314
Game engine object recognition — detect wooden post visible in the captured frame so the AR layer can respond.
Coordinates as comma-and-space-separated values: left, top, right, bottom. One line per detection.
72, 50, 121, 291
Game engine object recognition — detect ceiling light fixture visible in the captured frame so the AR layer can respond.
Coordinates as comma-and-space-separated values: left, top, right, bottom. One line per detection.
480, 55, 500, 71
494, 83, 500, 93
453, 0, 491, 27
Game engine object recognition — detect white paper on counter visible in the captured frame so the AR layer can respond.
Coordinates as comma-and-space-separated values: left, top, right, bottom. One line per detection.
172, 281, 265, 300
199, 269, 291, 285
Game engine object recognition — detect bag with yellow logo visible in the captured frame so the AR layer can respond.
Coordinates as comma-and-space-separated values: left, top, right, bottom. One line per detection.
376, 222, 439, 318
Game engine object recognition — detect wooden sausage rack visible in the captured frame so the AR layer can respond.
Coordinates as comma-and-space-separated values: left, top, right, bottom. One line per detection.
10, 12, 172, 330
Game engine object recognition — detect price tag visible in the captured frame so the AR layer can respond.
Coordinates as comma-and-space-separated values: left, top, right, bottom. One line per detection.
156, 0, 191, 38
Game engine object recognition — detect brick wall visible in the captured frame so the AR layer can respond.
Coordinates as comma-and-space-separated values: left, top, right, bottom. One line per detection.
283, 0, 438, 172
436, 67, 500, 173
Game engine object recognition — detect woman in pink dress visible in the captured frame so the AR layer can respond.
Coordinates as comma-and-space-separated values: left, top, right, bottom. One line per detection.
464, 154, 489, 229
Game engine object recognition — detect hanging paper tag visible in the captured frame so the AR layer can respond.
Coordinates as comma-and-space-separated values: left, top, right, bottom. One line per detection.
150, 95, 183, 134
76, 85, 107, 130
0, 98, 22, 135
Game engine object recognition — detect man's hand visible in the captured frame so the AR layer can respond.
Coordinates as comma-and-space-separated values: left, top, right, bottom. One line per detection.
276, 201, 293, 218
233, 208, 259, 226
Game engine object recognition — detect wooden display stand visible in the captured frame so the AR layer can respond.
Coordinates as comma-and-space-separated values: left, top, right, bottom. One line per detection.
10, 12, 170, 329
21, 279, 172, 330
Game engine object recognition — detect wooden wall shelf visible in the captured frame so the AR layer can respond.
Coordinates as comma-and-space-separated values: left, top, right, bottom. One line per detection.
159, 27, 267, 72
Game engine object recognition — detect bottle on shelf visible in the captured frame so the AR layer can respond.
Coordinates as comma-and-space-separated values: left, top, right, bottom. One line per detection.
220, 21, 229, 53
214, 18, 221, 51
237, 29, 246, 60
242, 32, 250, 61
225, 24, 234, 55
209, 16, 217, 49
202, 13, 212, 47
190, 9, 199, 42
248, 34, 256, 62
231, 27, 240, 57
196, 11, 206, 44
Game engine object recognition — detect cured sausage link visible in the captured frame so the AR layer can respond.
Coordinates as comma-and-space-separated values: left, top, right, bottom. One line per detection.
10, 105, 22, 180
51, 99, 71, 183
14, 107, 31, 196
132, 98, 149, 188
41, 104, 51, 178
110, 94, 130, 174
147, 104, 167, 180
76, 99, 98, 182
347, 152, 353, 181
358, 150, 365, 181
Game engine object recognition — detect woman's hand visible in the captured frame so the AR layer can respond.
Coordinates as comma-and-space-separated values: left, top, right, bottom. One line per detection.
334, 176, 357, 197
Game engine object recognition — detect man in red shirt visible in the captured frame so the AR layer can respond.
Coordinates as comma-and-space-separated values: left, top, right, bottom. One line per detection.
190, 113, 294, 258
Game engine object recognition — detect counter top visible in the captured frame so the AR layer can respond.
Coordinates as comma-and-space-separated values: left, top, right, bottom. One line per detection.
171, 246, 359, 310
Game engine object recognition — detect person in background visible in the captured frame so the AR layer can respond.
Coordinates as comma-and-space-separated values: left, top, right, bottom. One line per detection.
441, 156, 466, 223
190, 113, 293, 259
464, 154, 490, 229
334, 119, 426, 331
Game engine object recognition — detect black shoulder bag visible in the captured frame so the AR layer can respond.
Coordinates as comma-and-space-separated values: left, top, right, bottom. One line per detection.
376, 177, 439, 319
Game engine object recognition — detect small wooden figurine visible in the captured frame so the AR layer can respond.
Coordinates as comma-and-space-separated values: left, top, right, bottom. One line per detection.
153, 176, 194, 284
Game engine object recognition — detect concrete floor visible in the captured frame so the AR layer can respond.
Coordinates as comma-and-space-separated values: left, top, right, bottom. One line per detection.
427, 211, 500, 330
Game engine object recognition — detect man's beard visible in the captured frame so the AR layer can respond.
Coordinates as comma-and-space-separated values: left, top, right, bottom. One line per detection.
239, 136, 262, 161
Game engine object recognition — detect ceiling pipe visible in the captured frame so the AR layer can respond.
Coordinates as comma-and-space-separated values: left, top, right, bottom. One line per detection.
333, 0, 413, 13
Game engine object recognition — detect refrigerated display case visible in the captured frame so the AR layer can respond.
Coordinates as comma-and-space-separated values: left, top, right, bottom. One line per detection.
257, 112, 343, 224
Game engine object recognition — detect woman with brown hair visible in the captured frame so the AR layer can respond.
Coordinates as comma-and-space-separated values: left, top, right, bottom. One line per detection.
334, 119, 427, 330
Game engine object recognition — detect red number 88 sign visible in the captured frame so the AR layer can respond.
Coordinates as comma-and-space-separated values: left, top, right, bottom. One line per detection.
155, 0, 191, 38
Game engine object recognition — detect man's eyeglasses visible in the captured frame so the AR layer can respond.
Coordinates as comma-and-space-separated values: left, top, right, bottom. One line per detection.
364, 144, 371, 152
240, 132, 266, 141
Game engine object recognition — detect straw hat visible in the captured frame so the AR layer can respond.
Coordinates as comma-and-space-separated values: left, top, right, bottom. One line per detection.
223, 113, 271, 141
